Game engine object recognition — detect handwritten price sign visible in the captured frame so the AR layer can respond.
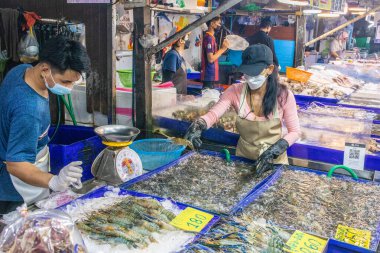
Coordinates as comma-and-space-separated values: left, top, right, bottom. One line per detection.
285, 230, 327, 253
335, 225, 371, 249
170, 207, 214, 232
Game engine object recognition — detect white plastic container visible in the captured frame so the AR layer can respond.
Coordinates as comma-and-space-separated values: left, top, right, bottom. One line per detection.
116, 87, 177, 126
65, 84, 93, 125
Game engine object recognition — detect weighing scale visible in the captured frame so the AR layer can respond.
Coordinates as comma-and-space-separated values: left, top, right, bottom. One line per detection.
91, 125, 143, 185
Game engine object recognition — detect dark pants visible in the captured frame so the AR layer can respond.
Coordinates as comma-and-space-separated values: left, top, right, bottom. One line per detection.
202, 81, 218, 90
0, 201, 24, 216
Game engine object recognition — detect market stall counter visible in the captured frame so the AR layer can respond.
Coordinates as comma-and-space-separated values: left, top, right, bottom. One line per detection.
153, 91, 380, 171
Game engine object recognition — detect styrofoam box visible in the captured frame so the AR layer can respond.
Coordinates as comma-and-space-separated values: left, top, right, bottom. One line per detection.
152, 87, 177, 110
116, 87, 177, 125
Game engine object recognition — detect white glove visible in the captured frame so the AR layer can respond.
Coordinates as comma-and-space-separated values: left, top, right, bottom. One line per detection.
48, 161, 83, 192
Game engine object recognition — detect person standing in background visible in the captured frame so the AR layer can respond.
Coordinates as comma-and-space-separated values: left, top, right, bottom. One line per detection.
330, 31, 349, 60
201, 16, 229, 90
247, 18, 279, 69
162, 31, 191, 94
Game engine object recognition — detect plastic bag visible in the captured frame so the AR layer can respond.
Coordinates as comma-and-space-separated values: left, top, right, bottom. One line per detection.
18, 27, 39, 63
225, 35, 249, 51
35, 189, 81, 209
201, 89, 221, 100
139, 34, 158, 48
1, 204, 28, 225
0, 209, 87, 253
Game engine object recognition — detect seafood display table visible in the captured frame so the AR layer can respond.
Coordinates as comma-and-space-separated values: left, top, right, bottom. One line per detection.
3, 153, 379, 253
154, 116, 380, 171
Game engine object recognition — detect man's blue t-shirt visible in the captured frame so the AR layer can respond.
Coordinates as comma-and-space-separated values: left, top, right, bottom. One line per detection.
0, 64, 51, 201
162, 49, 183, 73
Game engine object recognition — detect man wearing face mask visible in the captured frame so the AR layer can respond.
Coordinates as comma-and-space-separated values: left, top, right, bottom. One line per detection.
247, 18, 279, 69
201, 16, 230, 90
162, 32, 191, 94
185, 44, 300, 176
0, 36, 90, 214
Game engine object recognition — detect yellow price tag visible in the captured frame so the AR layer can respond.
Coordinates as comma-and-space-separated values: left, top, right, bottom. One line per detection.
285, 230, 327, 253
170, 207, 214, 232
335, 225, 371, 249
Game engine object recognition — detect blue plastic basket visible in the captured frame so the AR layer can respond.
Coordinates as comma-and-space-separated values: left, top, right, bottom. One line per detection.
129, 139, 185, 171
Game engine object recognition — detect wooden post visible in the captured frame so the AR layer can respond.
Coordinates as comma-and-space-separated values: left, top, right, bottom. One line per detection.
295, 13, 306, 67
133, 7, 152, 136
107, 3, 117, 124
208, 0, 212, 12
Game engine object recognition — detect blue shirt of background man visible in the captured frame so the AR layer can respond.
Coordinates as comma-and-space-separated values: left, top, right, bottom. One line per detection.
163, 49, 183, 73
0, 64, 51, 201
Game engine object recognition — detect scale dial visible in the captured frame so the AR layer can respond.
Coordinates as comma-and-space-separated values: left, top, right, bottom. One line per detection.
115, 148, 143, 182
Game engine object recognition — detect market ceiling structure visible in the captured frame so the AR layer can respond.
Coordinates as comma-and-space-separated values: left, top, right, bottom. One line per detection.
248, 0, 380, 9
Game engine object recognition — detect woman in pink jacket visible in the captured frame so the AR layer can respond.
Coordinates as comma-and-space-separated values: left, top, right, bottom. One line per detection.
185, 44, 300, 176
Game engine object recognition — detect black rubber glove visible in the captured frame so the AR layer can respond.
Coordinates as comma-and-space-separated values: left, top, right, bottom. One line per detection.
254, 138, 289, 176
184, 118, 207, 149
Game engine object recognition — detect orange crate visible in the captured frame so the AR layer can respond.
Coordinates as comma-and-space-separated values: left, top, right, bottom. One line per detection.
286, 67, 312, 83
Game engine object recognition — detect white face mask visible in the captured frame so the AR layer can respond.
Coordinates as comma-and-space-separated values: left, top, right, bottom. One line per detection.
44, 72, 72, 96
244, 73, 268, 90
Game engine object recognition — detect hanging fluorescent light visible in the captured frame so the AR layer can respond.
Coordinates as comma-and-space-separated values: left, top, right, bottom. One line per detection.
351, 11, 366, 15
349, 7, 367, 12
318, 12, 340, 18
303, 9, 322, 14
277, 0, 309, 6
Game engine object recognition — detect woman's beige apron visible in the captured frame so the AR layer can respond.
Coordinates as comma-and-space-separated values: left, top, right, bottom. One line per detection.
235, 83, 288, 164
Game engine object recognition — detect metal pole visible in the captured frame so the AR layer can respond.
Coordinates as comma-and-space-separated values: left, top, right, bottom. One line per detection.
107, 3, 117, 124
305, 6, 380, 47
295, 14, 306, 67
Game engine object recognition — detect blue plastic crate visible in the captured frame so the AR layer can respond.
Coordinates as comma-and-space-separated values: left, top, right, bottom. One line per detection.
274, 40, 295, 73
324, 239, 375, 253
48, 125, 105, 182
295, 94, 340, 104
58, 185, 220, 242
287, 143, 380, 171
238, 166, 380, 251
121, 150, 278, 215
187, 72, 201, 80
129, 138, 185, 171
